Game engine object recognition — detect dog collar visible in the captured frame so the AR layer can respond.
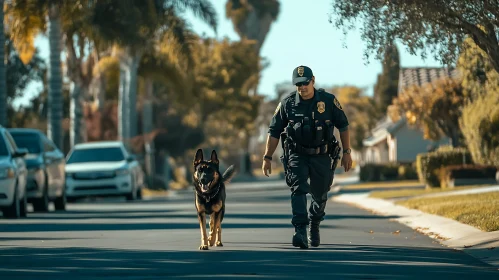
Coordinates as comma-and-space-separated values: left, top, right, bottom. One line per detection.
196, 185, 221, 202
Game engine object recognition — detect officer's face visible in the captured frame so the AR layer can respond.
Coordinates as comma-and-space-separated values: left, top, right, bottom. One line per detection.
296, 77, 315, 98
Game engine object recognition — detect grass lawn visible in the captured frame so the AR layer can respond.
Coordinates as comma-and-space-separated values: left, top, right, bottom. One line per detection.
396, 191, 499, 232
341, 180, 422, 190
369, 184, 491, 199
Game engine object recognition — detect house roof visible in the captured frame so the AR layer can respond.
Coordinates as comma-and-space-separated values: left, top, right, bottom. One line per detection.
363, 116, 406, 147
398, 67, 460, 93
363, 66, 460, 147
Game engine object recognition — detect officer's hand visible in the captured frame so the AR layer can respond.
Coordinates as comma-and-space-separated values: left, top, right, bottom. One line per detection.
341, 153, 353, 172
262, 159, 272, 177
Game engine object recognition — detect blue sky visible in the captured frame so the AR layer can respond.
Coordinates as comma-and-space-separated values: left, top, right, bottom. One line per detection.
17, 0, 443, 107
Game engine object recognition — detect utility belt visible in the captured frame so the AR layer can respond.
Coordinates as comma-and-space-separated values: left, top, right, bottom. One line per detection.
291, 142, 329, 155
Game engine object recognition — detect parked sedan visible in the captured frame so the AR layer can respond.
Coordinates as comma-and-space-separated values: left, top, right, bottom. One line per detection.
0, 126, 28, 218
65, 141, 144, 201
8, 128, 66, 212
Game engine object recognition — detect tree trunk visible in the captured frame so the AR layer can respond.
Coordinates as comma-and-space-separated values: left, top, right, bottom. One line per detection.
70, 82, 86, 147
127, 50, 140, 139
0, 0, 7, 126
47, 3, 63, 150
118, 59, 129, 141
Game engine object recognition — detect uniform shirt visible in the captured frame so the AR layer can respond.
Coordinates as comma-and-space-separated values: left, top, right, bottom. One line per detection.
268, 88, 349, 139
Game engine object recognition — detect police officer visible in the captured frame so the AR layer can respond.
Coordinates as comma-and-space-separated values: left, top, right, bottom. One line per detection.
262, 65, 352, 249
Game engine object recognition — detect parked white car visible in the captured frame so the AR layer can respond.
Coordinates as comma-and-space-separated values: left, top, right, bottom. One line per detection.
65, 141, 144, 201
0, 126, 28, 218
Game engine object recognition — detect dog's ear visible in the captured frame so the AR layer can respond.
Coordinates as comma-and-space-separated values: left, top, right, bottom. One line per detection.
194, 149, 203, 166
210, 150, 219, 165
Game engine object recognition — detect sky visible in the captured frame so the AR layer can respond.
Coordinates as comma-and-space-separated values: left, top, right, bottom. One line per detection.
16, 0, 443, 107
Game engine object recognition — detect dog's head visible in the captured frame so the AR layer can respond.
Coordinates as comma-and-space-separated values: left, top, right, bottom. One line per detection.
193, 149, 221, 193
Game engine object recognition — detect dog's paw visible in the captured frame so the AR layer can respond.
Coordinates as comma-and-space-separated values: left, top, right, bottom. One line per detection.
215, 241, 223, 247
199, 245, 209, 250
208, 236, 216, 247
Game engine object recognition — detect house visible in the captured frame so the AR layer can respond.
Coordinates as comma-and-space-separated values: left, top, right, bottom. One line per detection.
361, 67, 459, 164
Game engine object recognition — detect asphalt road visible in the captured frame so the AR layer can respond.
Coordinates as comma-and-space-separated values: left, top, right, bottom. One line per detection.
0, 180, 498, 279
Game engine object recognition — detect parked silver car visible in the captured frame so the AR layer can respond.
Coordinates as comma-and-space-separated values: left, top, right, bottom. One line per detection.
0, 126, 28, 218
8, 128, 66, 212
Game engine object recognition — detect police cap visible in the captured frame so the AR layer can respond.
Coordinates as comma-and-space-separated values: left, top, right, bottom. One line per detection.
292, 65, 313, 85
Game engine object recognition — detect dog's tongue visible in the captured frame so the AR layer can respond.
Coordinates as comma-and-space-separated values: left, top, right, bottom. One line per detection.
202, 184, 209, 192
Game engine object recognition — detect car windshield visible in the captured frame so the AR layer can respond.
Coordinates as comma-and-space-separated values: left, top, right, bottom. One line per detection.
0, 135, 8, 156
67, 147, 125, 164
10, 133, 41, 154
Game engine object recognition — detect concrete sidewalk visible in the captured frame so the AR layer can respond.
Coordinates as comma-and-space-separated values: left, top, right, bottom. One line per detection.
331, 187, 499, 269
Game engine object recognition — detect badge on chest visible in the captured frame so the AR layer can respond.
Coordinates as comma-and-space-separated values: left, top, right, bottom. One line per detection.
317, 101, 325, 114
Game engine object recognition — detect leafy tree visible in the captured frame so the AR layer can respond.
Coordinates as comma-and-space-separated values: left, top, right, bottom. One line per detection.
328, 86, 379, 150
328, 1, 499, 73
388, 78, 466, 147
457, 38, 499, 165
373, 42, 399, 113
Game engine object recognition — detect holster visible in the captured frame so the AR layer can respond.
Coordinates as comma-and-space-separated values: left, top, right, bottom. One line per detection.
328, 137, 341, 170
280, 132, 291, 185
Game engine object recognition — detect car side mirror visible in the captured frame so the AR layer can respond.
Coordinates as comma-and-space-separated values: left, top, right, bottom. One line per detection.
14, 148, 28, 158
127, 155, 136, 162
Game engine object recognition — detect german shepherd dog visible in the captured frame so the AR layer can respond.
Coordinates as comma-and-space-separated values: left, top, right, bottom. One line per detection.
193, 149, 235, 250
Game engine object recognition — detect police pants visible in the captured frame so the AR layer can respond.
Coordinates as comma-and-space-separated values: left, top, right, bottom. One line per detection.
285, 152, 334, 226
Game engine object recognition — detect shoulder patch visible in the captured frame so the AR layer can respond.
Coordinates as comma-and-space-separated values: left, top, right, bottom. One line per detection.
334, 98, 343, 110
274, 102, 282, 116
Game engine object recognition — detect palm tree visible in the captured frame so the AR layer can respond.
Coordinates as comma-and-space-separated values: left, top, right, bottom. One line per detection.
5, 0, 64, 150
89, 0, 218, 142
225, 0, 281, 175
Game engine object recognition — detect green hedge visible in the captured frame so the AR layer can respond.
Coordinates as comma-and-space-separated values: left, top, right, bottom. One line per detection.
439, 164, 498, 188
416, 147, 473, 188
360, 162, 418, 182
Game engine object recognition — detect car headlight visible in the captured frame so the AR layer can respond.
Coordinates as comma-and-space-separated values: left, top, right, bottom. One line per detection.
115, 168, 130, 176
0, 168, 15, 179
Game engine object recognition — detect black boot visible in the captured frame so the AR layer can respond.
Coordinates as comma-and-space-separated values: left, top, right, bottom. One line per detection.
292, 224, 309, 249
308, 222, 320, 247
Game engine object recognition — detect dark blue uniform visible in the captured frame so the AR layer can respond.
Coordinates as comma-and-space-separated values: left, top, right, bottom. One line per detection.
268, 88, 349, 228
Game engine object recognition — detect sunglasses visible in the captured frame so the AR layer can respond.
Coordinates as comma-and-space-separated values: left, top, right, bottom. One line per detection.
295, 80, 311, 87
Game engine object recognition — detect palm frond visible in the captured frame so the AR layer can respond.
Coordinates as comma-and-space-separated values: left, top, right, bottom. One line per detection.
167, 0, 218, 34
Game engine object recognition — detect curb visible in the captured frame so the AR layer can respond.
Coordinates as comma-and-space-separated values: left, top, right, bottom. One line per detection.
331, 192, 499, 269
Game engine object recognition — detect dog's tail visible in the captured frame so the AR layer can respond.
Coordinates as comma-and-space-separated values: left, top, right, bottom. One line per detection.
222, 165, 236, 183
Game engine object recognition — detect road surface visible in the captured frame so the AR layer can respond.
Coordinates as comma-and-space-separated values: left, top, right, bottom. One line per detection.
0, 180, 497, 279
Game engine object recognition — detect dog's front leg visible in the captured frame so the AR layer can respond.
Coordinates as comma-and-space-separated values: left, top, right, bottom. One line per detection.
208, 213, 216, 247
214, 211, 224, 247
197, 212, 209, 250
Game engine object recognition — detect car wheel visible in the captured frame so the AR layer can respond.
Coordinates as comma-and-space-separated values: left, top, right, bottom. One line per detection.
33, 179, 50, 212
54, 185, 66, 211
2, 183, 21, 219
136, 187, 142, 200
20, 190, 28, 217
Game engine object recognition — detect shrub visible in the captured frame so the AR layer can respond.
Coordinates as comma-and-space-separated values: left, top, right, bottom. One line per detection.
360, 162, 416, 182
439, 164, 498, 188
416, 148, 473, 188
398, 163, 418, 180
460, 90, 499, 166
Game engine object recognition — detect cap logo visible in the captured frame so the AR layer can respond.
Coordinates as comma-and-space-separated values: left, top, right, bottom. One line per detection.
297, 66, 304, 77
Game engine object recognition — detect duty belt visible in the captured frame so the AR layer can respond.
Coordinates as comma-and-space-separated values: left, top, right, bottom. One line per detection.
293, 143, 329, 155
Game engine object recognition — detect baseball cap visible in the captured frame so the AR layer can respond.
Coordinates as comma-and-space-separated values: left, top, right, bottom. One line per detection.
292, 65, 313, 85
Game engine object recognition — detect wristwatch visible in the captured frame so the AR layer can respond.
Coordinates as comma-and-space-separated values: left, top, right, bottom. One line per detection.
263, 155, 272, 160
343, 148, 352, 154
